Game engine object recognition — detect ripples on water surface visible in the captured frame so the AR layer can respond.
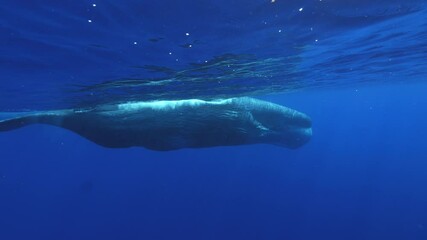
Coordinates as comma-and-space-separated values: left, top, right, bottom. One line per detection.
0, 0, 426, 110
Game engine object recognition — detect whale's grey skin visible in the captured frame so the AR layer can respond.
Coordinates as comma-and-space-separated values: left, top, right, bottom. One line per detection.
0, 97, 312, 151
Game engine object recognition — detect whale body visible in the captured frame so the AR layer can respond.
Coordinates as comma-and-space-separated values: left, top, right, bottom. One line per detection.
0, 97, 312, 151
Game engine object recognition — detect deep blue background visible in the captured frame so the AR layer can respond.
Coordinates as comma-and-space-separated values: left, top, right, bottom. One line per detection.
1, 83, 427, 240
1, 0, 427, 239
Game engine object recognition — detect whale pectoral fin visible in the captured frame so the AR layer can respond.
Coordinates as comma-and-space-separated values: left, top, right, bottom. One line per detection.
0, 113, 40, 131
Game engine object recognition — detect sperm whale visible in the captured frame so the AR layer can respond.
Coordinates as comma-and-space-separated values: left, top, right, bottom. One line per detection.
0, 97, 312, 151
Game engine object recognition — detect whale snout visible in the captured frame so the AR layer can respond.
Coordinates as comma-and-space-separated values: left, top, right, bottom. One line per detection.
279, 112, 312, 149
282, 124, 312, 149
255, 107, 312, 149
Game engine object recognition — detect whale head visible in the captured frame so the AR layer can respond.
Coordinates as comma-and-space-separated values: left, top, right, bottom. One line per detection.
247, 101, 312, 149
274, 116, 312, 149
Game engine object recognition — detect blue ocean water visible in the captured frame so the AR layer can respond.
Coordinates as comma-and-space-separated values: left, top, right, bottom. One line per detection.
0, 0, 427, 239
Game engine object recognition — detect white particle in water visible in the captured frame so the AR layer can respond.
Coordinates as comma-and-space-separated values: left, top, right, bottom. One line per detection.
315, 39, 318, 42
278, 29, 282, 33
88, 19, 92, 23
133, 41, 138, 45
188, 44, 192, 48
169, 52, 172, 55
299, 7, 303, 12
92, 3, 96, 7
185, 32, 190, 36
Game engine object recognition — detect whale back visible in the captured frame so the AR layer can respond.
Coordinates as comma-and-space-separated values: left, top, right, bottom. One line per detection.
0, 113, 38, 131
0, 110, 71, 132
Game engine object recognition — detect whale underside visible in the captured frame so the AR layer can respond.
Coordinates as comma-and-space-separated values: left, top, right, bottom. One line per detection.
0, 97, 312, 151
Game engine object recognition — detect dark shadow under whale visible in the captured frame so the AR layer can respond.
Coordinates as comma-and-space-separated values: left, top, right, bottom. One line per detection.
0, 97, 312, 151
